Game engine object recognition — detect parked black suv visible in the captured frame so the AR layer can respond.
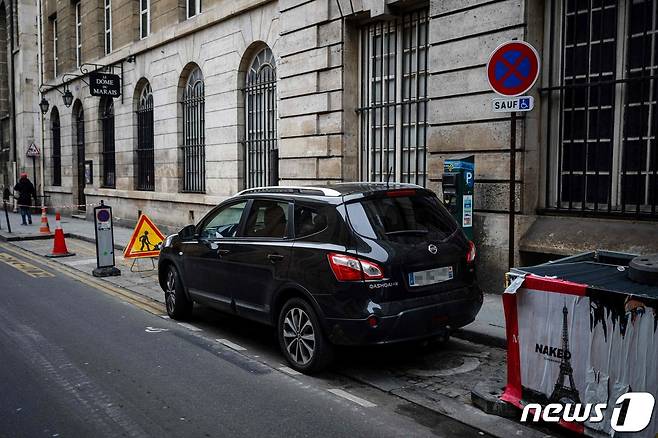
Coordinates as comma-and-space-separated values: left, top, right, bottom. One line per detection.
158, 183, 482, 373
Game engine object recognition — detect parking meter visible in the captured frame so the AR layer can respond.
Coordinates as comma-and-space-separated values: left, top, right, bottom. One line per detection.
442, 156, 474, 240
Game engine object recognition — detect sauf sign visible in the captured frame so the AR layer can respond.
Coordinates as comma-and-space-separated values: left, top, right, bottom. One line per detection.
90, 72, 121, 98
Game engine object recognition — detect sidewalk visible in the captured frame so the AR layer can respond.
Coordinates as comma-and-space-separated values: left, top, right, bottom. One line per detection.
0, 209, 507, 348
0, 209, 134, 249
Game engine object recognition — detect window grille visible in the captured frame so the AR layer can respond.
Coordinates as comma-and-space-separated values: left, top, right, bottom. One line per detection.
101, 97, 115, 188
358, 9, 429, 186
181, 67, 205, 193
137, 83, 154, 191
244, 47, 278, 188
51, 107, 61, 186
543, 0, 658, 218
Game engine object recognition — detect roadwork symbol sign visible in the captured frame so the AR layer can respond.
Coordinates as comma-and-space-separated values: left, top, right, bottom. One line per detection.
124, 214, 165, 259
487, 41, 540, 97
26, 142, 40, 157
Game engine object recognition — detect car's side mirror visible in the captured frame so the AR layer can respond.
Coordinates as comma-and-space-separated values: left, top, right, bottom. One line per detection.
178, 224, 197, 241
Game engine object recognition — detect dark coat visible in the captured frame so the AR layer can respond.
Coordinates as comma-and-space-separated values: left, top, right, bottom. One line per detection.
14, 178, 36, 206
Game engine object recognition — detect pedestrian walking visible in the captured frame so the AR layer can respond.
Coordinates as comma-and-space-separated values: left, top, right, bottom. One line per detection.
13, 173, 37, 225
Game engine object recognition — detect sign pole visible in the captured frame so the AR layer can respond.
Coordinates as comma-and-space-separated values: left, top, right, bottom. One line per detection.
32, 155, 36, 193
509, 112, 516, 271
485, 40, 540, 271
3, 201, 10, 233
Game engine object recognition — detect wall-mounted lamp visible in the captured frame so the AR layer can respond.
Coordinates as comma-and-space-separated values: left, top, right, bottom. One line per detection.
39, 96, 50, 114
62, 87, 74, 108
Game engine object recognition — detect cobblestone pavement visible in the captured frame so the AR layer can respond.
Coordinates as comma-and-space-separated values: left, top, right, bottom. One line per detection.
334, 336, 507, 405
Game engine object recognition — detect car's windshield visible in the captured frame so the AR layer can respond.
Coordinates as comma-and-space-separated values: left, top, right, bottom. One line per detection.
346, 193, 458, 242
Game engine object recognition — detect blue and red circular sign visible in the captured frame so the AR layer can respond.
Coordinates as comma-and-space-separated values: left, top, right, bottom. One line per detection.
487, 41, 540, 97
97, 209, 111, 223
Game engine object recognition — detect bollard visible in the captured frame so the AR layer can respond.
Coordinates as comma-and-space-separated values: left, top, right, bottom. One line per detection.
3, 201, 10, 233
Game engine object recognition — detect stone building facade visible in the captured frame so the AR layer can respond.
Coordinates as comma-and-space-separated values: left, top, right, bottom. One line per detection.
39, 0, 658, 293
0, 0, 41, 199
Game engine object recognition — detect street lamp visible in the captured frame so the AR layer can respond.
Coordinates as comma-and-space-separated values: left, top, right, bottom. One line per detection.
39, 96, 50, 114
62, 88, 73, 108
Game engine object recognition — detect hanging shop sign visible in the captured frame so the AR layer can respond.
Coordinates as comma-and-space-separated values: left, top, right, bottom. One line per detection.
90, 72, 121, 98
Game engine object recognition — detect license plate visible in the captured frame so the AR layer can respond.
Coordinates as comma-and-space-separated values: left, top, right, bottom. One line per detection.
408, 266, 453, 287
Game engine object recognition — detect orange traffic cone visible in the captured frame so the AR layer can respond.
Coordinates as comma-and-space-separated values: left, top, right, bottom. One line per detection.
47, 212, 75, 258
39, 207, 51, 234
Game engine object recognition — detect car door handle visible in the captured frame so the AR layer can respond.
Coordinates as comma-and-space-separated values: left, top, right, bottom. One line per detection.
267, 253, 285, 263
217, 249, 230, 257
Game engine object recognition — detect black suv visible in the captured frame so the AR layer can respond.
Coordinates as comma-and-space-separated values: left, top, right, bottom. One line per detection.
158, 183, 482, 373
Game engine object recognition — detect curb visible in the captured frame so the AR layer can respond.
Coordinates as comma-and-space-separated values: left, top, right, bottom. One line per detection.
69, 232, 127, 251
470, 381, 518, 418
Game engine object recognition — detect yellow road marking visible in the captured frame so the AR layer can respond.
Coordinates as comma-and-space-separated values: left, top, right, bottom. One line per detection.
0, 243, 165, 315
0, 252, 55, 278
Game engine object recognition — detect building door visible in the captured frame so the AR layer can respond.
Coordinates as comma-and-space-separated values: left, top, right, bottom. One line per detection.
75, 107, 86, 211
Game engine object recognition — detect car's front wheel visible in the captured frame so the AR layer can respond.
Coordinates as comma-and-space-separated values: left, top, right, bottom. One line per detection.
164, 265, 192, 320
278, 298, 332, 373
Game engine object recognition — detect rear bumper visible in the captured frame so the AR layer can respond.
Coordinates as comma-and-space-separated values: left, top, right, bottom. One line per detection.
322, 285, 483, 346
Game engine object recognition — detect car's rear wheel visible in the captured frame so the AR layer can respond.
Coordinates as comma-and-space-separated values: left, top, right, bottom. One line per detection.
164, 265, 192, 320
278, 298, 332, 373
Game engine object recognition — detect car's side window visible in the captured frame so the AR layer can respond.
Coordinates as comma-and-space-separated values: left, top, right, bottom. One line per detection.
198, 201, 247, 240
294, 204, 328, 238
243, 200, 289, 238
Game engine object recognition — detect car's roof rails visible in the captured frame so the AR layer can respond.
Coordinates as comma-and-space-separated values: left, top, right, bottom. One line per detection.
236, 186, 342, 197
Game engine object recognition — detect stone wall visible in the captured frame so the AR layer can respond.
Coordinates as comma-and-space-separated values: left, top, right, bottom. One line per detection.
426, 0, 530, 292
43, 0, 282, 226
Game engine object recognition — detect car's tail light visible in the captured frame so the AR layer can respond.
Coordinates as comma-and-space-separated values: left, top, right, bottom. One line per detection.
466, 241, 476, 264
327, 253, 384, 281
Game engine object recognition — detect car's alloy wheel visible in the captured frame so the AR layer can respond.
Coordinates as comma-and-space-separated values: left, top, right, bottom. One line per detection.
165, 269, 177, 315
278, 298, 332, 373
163, 265, 192, 320
282, 307, 316, 366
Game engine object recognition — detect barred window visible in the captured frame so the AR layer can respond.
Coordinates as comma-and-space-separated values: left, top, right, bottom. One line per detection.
244, 47, 278, 189
101, 97, 115, 188
136, 82, 154, 191
51, 107, 61, 186
545, 0, 658, 217
181, 66, 205, 193
358, 9, 428, 186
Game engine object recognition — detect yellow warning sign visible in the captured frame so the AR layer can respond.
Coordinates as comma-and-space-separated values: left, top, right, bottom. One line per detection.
123, 214, 166, 259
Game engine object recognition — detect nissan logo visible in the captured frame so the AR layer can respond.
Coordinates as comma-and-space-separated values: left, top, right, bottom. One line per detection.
428, 244, 438, 254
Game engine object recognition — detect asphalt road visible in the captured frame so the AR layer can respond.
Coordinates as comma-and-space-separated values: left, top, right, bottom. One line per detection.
0, 244, 491, 438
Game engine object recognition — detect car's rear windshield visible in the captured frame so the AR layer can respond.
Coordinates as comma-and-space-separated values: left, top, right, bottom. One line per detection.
345, 193, 458, 242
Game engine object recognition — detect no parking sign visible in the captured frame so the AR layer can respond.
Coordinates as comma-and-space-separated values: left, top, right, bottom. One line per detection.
487, 41, 540, 111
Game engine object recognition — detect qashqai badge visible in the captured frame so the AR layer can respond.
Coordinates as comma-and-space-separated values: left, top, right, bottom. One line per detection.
428, 244, 438, 254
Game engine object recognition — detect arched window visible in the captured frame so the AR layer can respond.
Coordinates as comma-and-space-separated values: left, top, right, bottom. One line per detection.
244, 47, 278, 188
50, 107, 61, 186
181, 66, 205, 192
136, 82, 154, 190
100, 96, 115, 188
73, 101, 86, 209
